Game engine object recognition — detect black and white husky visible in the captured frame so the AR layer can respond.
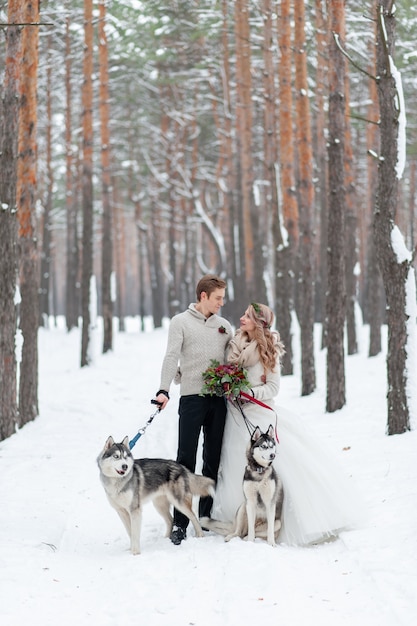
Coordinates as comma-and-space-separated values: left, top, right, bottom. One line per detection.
97, 436, 215, 555
201, 425, 284, 546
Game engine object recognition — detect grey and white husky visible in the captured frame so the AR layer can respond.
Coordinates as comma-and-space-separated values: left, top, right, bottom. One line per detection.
201, 425, 284, 546
97, 436, 215, 555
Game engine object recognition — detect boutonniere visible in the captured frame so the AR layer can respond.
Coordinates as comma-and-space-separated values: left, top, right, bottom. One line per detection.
218, 325, 227, 334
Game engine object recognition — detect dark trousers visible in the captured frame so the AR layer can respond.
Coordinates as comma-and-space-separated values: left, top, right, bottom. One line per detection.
174, 394, 227, 529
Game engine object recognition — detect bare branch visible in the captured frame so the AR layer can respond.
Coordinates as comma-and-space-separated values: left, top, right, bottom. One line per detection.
333, 32, 377, 81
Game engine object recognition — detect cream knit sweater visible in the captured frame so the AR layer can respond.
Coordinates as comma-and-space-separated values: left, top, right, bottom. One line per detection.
159, 304, 232, 396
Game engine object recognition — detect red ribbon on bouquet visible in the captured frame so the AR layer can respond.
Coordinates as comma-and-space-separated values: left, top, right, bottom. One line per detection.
238, 391, 279, 443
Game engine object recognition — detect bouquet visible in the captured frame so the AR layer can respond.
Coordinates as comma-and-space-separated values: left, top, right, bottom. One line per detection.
201, 360, 251, 399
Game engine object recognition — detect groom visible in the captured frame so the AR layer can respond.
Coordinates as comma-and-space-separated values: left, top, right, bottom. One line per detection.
155, 274, 232, 545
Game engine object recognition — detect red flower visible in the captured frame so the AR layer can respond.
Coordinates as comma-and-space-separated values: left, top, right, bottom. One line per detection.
218, 326, 227, 334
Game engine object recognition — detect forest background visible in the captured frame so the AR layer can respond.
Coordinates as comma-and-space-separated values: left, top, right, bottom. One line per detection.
1, 0, 417, 440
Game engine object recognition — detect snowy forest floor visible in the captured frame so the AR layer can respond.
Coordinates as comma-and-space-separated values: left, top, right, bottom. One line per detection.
0, 318, 416, 626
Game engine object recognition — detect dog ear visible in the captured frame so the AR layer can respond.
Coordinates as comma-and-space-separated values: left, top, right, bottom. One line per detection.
104, 436, 114, 450
252, 426, 261, 441
122, 436, 129, 449
267, 424, 274, 439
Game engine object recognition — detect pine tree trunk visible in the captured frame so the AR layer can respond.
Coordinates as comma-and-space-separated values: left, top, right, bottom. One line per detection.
294, 0, 316, 396
374, 1, 410, 435
149, 201, 164, 328
234, 0, 261, 300
99, 0, 113, 353
0, 0, 22, 440
113, 190, 127, 331
81, 0, 94, 366
39, 40, 53, 328
17, 4, 40, 424
314, 0, 329, 332
275, 0, 296, 375
365, 13, 383, 357
65, 12, 79, 331
326, 0, 346, 413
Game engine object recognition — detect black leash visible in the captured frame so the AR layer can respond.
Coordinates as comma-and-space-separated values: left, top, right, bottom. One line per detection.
129, 399, 162, 450
232, 395, 279, 443
232, 397, 257, 436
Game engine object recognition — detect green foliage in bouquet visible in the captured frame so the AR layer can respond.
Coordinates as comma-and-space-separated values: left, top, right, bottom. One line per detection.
201, 359, 251, 399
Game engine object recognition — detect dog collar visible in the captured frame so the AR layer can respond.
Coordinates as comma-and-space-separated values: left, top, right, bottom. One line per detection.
247, 464, 268, 474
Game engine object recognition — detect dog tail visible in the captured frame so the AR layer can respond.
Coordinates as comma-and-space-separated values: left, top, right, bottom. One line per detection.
188, 474, 216, 498
199, 516, 234, 536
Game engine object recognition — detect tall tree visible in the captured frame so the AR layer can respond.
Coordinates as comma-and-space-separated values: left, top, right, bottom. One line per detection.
313, 0, 329, 334
98, 0, 114, 353
374, 0, 412, 434
294, 0, 316, 396
17, 5, 40, 425
275, 0, 297, 375
235, 0, 255, 299
39, 36, 53, 328
342, 23, 358, 356
365, 3, 383, 358
326, 0, 346, 412
80, 0, 94, 366
65, 9, 79, 332
0, 1, 23, 440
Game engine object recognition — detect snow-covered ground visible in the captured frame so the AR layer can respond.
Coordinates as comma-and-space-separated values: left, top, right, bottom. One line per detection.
0, 318, 416, 625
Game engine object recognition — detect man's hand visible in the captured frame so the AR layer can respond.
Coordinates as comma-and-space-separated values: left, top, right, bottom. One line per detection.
155, 389, 170, 410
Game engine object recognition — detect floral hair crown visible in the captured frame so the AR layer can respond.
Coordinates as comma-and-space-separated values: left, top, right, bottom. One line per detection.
250, 302, 271, 329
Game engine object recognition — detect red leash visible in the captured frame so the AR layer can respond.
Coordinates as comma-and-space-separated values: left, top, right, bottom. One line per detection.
238, 391, 279, 443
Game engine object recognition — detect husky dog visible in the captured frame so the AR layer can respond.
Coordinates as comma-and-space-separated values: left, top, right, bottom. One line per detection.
201, 425, 284, 546
97, 436, 215, 555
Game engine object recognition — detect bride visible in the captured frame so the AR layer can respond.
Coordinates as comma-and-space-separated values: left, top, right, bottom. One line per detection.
210, 302, 365, 546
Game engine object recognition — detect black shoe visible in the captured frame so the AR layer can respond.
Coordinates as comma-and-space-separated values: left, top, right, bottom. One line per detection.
170, 525, 187, 545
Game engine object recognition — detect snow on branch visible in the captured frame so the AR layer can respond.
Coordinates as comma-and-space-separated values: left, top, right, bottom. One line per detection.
389, 55, 407, 180
377, 6, 406, 179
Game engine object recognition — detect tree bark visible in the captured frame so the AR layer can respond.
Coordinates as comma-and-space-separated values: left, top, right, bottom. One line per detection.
326, 0, 346, 412
234, 0, 265, 302
17, 3, 40, 424
275, 0, 296, 375
64, 12, 79, 332
0, 0, 23, 440
294, 0, 316, 396
39, 38, 53, 328
365, 6, 383, 357
343, 43, 358, 356
314, 0, 329, 334
80, 0, 94, 366
374, 0, 411, 434
99, 0, 114, 353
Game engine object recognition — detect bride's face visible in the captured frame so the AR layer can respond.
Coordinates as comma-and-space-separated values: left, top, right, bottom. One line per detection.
240, 310, 256, 336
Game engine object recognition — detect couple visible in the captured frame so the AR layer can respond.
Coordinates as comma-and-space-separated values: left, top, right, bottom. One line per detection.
155, 274, 363, 546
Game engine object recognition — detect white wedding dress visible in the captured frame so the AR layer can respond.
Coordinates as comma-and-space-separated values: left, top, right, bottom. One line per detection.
212, 359, 365, 546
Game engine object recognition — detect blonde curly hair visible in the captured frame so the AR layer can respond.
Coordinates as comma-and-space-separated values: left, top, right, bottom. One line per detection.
246, 303, 285, 373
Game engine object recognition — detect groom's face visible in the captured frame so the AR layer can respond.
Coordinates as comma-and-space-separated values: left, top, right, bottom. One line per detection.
200, 288, 225, 317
